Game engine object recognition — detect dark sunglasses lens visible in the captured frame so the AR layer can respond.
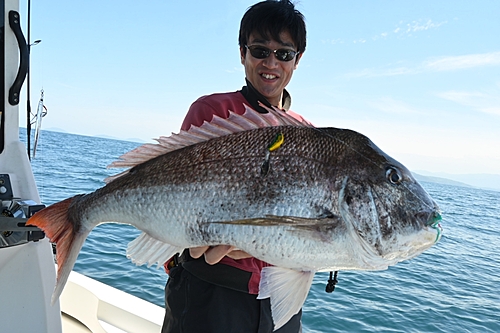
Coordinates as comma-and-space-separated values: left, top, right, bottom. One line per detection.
276, 49, 296, 61
249, 46, 270, 59
247, 45, 297, 61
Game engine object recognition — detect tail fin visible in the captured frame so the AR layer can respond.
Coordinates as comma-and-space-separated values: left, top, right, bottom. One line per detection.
27, 196, 90, 304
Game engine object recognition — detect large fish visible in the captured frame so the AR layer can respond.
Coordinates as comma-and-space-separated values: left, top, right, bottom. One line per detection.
27, 105, 442, 330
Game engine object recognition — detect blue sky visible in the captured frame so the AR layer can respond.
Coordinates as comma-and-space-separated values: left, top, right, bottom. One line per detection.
21, 1, 500, 175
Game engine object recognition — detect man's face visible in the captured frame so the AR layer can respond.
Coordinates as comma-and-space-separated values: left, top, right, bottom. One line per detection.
240, 31, 302, 107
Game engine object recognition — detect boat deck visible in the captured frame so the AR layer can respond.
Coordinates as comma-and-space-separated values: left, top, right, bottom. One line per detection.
61, 271, 164, 333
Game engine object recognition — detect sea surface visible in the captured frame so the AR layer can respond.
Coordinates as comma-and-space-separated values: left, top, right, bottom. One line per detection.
22, 129, 499, 333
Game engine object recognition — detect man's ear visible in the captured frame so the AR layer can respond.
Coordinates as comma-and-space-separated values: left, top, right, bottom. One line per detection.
294, 53, 303, 69
240, 46, 246, 65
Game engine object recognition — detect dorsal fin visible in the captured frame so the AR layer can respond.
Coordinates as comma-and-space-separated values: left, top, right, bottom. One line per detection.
105, 103, 312, 183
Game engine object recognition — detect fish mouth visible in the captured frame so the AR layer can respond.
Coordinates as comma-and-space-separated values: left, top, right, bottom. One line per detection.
409, 181, 443, 243
424, 211, 443, 243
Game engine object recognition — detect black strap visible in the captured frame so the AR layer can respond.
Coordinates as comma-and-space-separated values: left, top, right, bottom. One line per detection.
325, 271, 339, 293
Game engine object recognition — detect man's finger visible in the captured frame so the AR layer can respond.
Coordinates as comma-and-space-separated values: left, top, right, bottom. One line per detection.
226, 250, 253, 260
204, 245, 234, 265
189, 246, 210, 259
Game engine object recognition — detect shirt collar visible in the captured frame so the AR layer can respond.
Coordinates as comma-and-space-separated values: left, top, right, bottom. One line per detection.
239, 78, 292, 113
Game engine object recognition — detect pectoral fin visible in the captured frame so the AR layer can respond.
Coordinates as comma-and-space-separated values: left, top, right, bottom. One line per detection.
126, 232, 184, 269
213, 215, 344, 242
213, 214, 341, 227
257, 267, 315, 331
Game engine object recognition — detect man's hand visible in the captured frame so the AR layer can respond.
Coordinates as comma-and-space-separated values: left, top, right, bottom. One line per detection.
189, 246, 252, 265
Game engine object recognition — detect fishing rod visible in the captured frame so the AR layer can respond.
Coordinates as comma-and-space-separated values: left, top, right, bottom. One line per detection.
26, 0, 42, 160
26, 0, 32, 159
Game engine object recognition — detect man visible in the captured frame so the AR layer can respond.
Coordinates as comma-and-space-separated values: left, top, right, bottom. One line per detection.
162, 1, 308, 332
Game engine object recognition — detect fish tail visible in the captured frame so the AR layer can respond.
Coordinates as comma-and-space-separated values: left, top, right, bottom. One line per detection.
27, 196, 90, 304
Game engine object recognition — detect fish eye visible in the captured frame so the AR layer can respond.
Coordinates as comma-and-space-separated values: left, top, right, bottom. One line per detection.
386, 167, 403, 185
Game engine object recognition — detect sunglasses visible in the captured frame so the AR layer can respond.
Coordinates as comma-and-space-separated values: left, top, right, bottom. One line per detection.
245, 45, 299, 62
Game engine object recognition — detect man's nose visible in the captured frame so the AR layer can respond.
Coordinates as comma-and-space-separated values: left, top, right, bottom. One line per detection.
262, 54, 279, 68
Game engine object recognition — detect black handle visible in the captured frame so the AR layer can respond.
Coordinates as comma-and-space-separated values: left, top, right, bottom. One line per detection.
8, 10, 29, 106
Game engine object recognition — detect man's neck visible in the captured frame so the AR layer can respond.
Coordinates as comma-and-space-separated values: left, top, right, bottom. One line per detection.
240, 79, 291, 113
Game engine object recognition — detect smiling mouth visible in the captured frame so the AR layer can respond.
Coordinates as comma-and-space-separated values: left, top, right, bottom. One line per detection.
261, 73, 278, 80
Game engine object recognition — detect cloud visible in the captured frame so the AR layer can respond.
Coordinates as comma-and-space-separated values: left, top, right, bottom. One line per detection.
344, 51, 500, 78
344, 65, 418, 79
424, 52, 500, 71
328, 19, 446, 45
322, 38, 344, 45
225, 67, 244, 74
368, 97, 424, 115
401, 19, 447, 34
373, 19, 447, 41
435, 89, 500, 116
353, 38, 367, 44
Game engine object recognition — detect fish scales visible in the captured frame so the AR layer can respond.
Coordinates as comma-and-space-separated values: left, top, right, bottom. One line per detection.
27, 106, 442, 331
68, 125, 431, 270
77, 126, 341, 249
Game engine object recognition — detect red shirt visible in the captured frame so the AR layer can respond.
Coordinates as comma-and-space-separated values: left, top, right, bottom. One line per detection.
182, 91, 308, 131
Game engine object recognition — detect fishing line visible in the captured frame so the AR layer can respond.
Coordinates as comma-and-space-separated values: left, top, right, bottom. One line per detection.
25, 0, 47, 201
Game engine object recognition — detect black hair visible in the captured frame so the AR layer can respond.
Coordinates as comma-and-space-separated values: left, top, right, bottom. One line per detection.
239, 0, 306, 55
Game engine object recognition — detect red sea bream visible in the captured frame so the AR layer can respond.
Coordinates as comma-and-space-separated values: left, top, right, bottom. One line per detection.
27, 105, 443, 330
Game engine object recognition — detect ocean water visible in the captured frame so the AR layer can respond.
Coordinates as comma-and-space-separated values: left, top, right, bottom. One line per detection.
22, 129, 499, 333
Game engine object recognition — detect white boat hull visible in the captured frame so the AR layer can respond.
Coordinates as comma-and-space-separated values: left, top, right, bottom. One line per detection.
61, 271, 164, 333
0, 239, 62, 333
